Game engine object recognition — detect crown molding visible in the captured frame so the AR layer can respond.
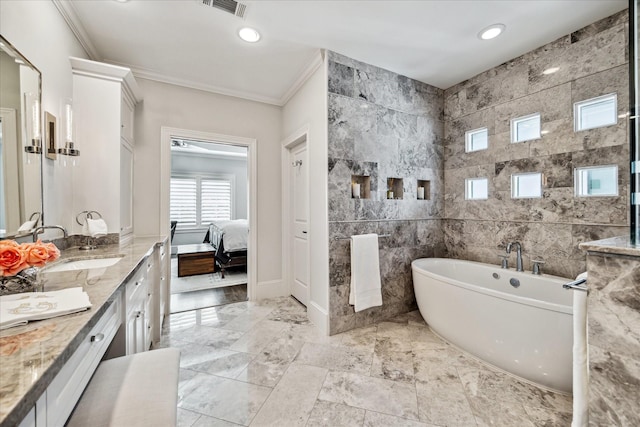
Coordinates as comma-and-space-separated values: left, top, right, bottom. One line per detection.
278, 49, 324, 106
108, 60, 284, 106
52, 0, 101, 61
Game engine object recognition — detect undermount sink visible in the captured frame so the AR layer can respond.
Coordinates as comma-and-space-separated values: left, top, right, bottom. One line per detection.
45, 256, 124, 273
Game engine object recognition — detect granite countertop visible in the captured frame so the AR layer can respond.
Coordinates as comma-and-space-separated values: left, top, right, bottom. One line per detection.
0, 235, 167, 427
579, 235, 640, 257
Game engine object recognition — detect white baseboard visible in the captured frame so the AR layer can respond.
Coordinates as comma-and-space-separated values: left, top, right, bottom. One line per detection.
307, 300, 329, 335
254, 279, 288, 300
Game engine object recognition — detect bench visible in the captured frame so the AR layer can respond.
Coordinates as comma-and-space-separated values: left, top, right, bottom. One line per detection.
66, 348, 180, 427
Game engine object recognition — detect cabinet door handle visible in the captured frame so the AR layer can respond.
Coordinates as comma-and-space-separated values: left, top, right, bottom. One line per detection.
91, 333, 104, 343
136, 311, 142, 318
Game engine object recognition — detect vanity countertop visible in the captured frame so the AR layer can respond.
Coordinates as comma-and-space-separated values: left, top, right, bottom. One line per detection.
0, 235, 167, 427
579, 235, 640, 258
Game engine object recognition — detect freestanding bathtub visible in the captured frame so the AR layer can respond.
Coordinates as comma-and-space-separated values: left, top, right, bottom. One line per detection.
411, 258, 573, 393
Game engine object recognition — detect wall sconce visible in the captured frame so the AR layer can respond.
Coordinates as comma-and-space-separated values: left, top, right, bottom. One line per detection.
24, 95, 41, 154
57, 98, 80, 165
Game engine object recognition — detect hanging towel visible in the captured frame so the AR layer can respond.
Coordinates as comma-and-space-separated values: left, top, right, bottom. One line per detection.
85, 218, 108, 237
572, 271, 589, 427
17, 220, 38, 232
349, 234, 382, 312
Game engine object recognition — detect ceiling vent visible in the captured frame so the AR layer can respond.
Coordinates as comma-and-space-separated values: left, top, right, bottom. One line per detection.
200, 0, 247, 18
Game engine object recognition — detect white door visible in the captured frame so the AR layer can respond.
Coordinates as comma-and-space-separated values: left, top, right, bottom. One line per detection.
290, 142, 309, 305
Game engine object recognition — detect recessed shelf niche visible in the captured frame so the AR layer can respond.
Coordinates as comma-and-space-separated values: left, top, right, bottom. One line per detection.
351, 175, 371, 199
387, 177, 403, 199
417, 180, 431, 200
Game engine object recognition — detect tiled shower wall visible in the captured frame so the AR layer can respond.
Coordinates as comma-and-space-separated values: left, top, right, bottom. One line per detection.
443, 10, 630, 279
327, 51, 445, 334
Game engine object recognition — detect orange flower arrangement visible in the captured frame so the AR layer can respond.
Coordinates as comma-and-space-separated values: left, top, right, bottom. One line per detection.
0, 240, 60, 277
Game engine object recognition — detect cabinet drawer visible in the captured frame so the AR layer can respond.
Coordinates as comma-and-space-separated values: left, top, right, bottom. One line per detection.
47, 296, 121, 426
125, 268, 147, 305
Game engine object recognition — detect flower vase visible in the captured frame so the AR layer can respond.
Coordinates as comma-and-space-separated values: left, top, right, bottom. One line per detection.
0, 267, 42, 295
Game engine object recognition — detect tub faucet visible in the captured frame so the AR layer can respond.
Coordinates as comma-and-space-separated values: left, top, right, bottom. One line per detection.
506, 242, 523, 272
33, 225, 68, 242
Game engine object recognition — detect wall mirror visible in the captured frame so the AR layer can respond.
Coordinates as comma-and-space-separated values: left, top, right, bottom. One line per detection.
0, 35, 43, 238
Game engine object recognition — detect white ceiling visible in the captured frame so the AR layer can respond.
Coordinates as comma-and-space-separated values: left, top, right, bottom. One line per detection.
64, 0, 627, 106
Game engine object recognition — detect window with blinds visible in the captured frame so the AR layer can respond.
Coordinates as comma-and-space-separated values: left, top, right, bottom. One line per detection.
170, 176, 232, 227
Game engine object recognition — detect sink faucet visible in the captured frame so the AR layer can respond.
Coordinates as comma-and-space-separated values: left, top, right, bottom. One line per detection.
506, 241, 523, 272
33, 225, 68, 242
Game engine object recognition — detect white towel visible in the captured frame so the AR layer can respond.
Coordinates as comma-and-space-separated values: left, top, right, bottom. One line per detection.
0, 287, 92, 330
17, 220, 38, 232
572, 271, 589, 427
85, 218, 108, 237
348, 234, 382, 312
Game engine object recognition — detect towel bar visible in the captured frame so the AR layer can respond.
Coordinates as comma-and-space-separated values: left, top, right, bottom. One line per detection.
75, 210, 103, 226
334, 234, 391, 241
563, 278, 588, 292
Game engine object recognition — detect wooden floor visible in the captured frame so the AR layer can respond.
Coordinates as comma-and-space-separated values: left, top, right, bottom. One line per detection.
170, 284, 247, 313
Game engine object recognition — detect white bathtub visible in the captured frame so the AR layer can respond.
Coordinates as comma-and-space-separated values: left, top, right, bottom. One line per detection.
411, 258, 573, 393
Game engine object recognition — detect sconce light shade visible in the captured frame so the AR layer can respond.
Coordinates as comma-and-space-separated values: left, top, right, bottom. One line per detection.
58, 98, 80, 159
25, 95, 42, 154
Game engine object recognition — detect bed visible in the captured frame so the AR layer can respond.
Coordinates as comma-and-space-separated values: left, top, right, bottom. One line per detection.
204, 219, 248, 278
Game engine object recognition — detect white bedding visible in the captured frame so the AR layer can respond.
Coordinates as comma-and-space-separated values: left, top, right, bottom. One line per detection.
213, 219, 248, 251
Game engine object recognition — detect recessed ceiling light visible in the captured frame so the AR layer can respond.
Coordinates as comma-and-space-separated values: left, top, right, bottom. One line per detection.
478, 24, 506, 40
542, 67, 560, 75
238, 27, 261, 43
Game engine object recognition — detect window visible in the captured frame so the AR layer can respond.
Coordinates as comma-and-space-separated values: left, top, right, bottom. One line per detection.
465, 128, 488, 152
511, 113, 541, 143
511, 172, 542, 199
575, 165, 618, 197
465, 178, 488, 200
170, 175, 233, 227
574, 93, 617, 131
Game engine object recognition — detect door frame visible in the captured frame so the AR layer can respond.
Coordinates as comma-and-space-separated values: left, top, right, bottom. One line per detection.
281, 125, 310, 305
160, 127, 257, 300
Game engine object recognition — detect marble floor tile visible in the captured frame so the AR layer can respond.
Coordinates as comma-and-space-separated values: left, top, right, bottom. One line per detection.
363, 411, 435, 427
294, 342, 373, 375
179, 373, 272, 426
188, 349, 255, 379
467, 394, 535, 427
415, 376, 477, 426
228, 320, 290, 354
306, 401, 366, 427
177, 408, 202, 427
161, 298, 572, 427
370, 337, 415, 383
318, 371, 420, 420
250, 364, 328, 426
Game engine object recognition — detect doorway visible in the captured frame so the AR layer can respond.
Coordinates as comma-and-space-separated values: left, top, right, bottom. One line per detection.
160, 128, 257, 313
285, 137, 309, 306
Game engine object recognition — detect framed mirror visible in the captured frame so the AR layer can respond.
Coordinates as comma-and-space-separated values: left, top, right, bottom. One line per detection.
0, 36, 43, 238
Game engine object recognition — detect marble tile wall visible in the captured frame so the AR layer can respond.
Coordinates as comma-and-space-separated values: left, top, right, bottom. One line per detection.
443, 10, 630, 278
327, 51, 445, 334
581, 240, 640, 426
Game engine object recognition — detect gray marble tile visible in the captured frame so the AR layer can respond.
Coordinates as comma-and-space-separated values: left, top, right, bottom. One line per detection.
178, 326, 245, 349
523, 405, 572, 427
188, 349, 254, 379
467, 394, 535, 427
228, 320, 290, 354
193, 415, 240, 427
235, 334, 305, 387
219, 306, 274, 332
250, 364, 328, 426
294, 342, 373, 375
179, 373, 272, 426
415, 377, 477, 426
363, 411, 434, 427
306, 400, 366, 427
329, 61, 355, 97
318, 371, 419, 420
177, 408, 202, 427
370, 336, 415, 383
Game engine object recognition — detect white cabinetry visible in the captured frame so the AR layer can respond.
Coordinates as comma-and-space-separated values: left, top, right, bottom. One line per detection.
70, 57, 142, 243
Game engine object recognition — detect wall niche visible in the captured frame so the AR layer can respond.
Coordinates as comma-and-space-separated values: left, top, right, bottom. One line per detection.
387, 177, 403, 199
417, 180, 430, 200
351, 175, 371, 199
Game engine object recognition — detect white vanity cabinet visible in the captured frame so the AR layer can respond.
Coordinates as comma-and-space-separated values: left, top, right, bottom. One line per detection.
125, 265, 149, 354
70, 57, 142, 244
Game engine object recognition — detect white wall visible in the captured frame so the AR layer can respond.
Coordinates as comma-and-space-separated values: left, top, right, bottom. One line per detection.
282, 55, 330, 330
134, 78, 283, 285
0, 0, 89, 235
171, 150, 248, 245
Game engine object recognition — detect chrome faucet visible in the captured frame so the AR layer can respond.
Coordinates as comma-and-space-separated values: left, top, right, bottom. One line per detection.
506, 241, 523, 272
33, 225, 68, 242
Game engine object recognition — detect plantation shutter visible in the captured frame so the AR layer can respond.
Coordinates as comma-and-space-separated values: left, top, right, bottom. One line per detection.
170, 177, 197, 226
201, 178, 232, 222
